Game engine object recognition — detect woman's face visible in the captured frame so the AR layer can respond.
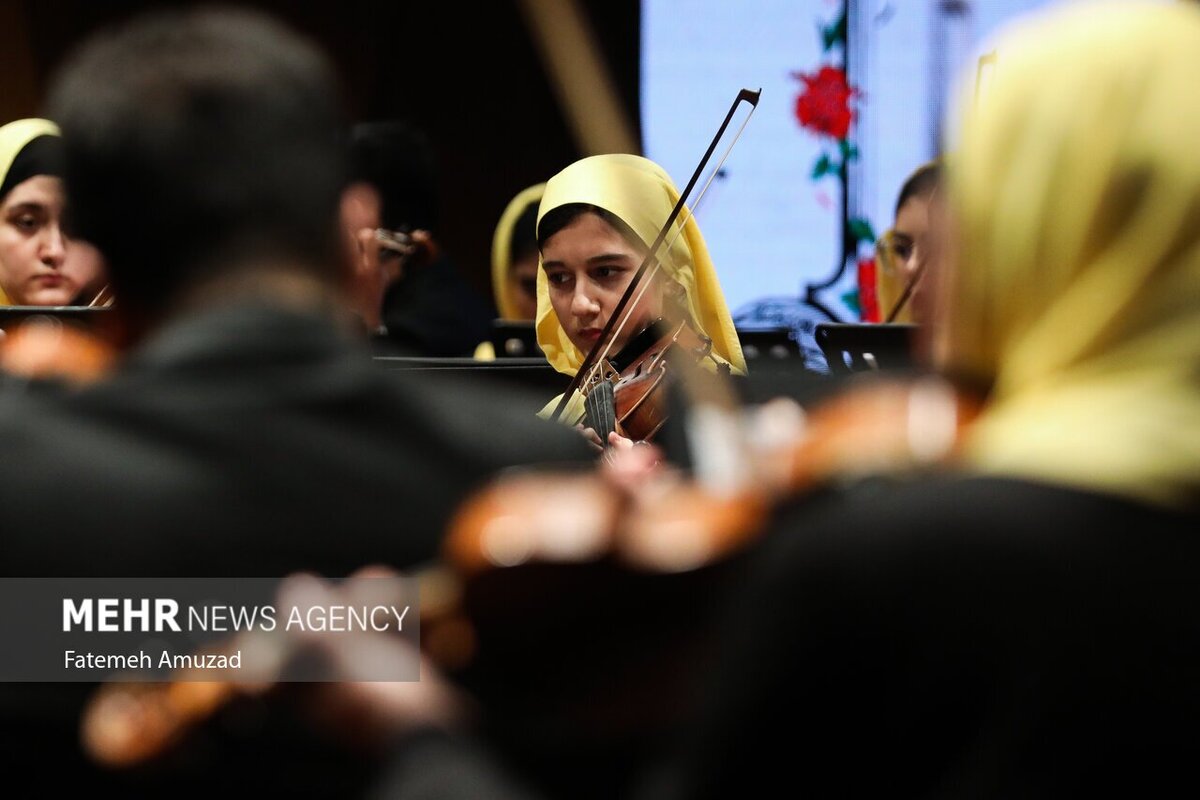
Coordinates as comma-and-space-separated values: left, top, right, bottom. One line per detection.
0, 176, 104, 305
888, 191, 936, 322
507, 253, 540, 321
540, 211, 662, 355
890, 193, 932, 281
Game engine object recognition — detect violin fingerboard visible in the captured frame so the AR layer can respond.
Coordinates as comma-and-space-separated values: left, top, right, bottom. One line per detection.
584, 381, 617, 445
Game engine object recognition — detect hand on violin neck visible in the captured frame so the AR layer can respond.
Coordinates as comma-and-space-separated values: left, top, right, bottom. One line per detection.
605, 430, 639, 452
600, 436, 665, 493
575, 424, 605, 453
575, 422, 653, 460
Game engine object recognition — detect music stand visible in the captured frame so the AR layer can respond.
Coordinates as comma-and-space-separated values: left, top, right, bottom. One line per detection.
736, 327, 802, 362
0, 306, 112, 334
815, 323, 918, 374
490, 320, 542, 358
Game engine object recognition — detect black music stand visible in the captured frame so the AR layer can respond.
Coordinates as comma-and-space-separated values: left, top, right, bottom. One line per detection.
814, 323, 918, 374
0, 305, 112, 334
489, 320, 542, 358
736, 327, 803, 362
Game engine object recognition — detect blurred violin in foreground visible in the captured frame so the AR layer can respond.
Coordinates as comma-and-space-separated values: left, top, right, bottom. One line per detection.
76, 349, 983, 774
447, 371, 982, 580
0, 308, 120, 383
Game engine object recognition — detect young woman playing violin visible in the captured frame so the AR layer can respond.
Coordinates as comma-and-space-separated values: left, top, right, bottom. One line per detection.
533, 154, 746, 448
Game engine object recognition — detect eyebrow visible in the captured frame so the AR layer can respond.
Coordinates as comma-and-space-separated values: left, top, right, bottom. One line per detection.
541, 253, 634, 270
586, 253, 633, 265
4, 202, 48, 213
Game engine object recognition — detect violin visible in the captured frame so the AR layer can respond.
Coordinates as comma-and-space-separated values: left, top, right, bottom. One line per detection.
74, 389, 759, 776
414, 371, 985, 798
0, 305, 121, 383
582, 315, 719, 443
454, 373, 983, 573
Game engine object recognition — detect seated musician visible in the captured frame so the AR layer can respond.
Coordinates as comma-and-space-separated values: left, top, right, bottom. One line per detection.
874, 159, 940, 323
533, 154, 747, 446
472, 182, 544, 360
493, 182, 544, 323
0, 118, 107, 307
346, 120, 495, 356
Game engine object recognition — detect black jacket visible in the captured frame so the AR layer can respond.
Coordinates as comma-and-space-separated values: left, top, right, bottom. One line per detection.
0, 301, 590, 796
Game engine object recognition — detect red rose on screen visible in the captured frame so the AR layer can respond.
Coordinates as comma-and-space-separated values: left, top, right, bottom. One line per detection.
793, 66, 856, 140
857, 256, 880, 322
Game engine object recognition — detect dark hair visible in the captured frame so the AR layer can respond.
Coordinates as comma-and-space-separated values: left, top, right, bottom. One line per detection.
46, 7, 346, 317
510, 200, 540, 265
895, 160, 941, 216
347, 121, 438, 234
536, 203, 644, 252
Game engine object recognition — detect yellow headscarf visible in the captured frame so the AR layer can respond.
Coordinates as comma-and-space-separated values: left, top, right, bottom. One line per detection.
535, 154, 746, 422
938, 2, 1200, 508
0, 118, 62, 306
491, 182, 545, 320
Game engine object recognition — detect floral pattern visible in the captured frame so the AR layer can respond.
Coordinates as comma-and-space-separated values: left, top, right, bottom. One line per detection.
792, 5, 877, 321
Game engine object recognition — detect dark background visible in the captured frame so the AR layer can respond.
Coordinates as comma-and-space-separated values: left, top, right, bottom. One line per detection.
0, 0, 642, 302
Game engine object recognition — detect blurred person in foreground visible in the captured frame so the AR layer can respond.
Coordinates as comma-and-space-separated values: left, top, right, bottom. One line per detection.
657, 3, 1200, 796
300, 3, 1199, 798
0, 6, 588, 794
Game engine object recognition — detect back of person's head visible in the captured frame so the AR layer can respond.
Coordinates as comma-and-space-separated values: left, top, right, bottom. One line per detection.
347, 121, 439, 235
46, 7, 346, 320
939, 1, 1200, 507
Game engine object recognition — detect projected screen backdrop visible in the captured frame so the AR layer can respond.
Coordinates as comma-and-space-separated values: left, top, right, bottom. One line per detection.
641, 0, 1161, 351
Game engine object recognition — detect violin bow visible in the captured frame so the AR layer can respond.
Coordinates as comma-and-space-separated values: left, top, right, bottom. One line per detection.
550, 87, 761, 423
885, 259, 926, 323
